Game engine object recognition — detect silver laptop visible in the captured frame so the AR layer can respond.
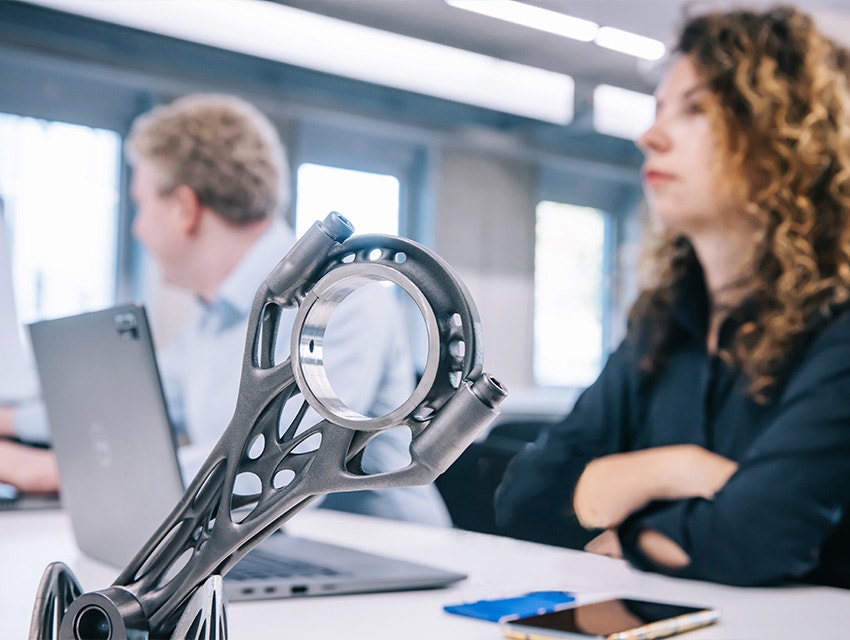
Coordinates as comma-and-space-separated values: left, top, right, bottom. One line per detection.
28, 303, 465, 601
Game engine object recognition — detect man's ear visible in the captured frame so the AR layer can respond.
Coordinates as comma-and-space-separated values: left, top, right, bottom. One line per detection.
171, 184, 203, 234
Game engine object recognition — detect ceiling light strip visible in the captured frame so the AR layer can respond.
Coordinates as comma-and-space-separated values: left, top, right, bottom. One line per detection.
447, 0, 665, 61
445, 0, 597, 42
593, 84, 656, 140
25, 0, 575, 125
595, 27, 666, 61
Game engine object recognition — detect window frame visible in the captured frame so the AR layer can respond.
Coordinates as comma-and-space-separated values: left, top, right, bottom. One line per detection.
290, 120, 429, 242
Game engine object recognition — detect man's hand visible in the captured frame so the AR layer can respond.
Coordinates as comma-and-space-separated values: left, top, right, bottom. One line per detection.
0, 405, 15, 438
0, 440, 59, 494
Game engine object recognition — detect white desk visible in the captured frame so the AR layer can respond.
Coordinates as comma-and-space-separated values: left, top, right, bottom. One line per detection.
2, 507, 849, 639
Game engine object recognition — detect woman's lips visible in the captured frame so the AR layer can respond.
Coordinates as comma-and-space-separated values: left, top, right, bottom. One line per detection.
643, 169, 674, 185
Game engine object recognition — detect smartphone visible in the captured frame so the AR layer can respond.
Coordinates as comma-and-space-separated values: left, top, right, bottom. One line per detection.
500, 597, 719, 640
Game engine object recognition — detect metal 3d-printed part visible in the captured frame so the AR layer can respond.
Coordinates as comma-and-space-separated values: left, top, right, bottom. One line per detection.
30, 212, 507, 639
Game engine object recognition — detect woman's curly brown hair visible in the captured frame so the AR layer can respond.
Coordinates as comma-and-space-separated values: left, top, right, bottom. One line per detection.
631, 5, 850, 402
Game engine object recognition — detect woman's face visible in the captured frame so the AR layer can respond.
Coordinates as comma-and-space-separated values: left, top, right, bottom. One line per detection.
637, 55, 743, 239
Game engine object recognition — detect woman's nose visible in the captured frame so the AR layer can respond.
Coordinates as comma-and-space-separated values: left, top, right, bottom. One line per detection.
636, 119, 665, 154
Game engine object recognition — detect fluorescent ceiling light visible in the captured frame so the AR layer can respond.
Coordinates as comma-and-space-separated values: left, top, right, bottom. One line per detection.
445, 0, 597, 42
446, 0, 666, 62
593, 84, 656, 140
595, 27, 666, 61
24, 0, 575, 125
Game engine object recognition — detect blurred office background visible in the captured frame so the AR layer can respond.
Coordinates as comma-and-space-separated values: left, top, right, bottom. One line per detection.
2, 0, 849, 422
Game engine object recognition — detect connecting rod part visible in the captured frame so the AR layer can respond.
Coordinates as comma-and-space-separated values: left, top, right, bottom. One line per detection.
30, 211, 506, 640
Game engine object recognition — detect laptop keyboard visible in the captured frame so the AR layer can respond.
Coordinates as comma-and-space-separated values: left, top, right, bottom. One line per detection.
0, 488, 61, 511
228, 548, 342, 580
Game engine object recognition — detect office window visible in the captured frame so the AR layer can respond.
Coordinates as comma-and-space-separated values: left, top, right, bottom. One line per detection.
534, 200, 608, 388
293, 160, 435, 377
0, 113, 120, 322
295, 163, 400, 237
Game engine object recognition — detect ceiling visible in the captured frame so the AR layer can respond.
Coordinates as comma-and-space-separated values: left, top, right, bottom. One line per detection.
12, 0, 850, 171
272, 0, 850, 95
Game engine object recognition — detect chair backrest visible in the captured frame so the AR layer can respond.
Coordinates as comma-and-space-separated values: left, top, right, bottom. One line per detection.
435, 419, 556, 534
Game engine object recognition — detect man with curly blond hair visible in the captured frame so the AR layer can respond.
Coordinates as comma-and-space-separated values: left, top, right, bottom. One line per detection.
126, 94, 451, 526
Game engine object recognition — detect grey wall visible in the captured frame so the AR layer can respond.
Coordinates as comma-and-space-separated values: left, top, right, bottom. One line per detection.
432, 149, 537, 391
0, 1, 648, 407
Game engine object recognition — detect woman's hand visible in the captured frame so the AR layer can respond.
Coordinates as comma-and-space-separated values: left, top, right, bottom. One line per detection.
637, 529, 691, 569
584, 529, 623, 559
0, 440, 59, 494
573, 444, 738, 529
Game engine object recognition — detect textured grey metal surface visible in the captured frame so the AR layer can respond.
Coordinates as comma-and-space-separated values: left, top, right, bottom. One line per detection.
30, 212, 506, 639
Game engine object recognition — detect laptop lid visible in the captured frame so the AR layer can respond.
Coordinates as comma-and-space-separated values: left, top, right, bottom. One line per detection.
28, 304, 184, 560
29, 303, 465, 600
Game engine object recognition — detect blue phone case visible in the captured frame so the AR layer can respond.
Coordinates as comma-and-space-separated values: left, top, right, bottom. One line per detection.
443, 590, 575, 623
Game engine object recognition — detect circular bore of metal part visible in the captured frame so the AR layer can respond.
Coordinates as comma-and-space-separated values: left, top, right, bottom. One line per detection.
291, 261, 441, 431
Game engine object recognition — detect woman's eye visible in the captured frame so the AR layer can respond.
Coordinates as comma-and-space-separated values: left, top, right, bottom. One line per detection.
684, 101, 704, 115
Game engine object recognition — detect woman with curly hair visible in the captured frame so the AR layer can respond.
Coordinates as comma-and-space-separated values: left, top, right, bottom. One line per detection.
495, 5, 850, 588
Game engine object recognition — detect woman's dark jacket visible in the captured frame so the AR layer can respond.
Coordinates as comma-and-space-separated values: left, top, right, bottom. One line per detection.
495, 272, 850, 588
